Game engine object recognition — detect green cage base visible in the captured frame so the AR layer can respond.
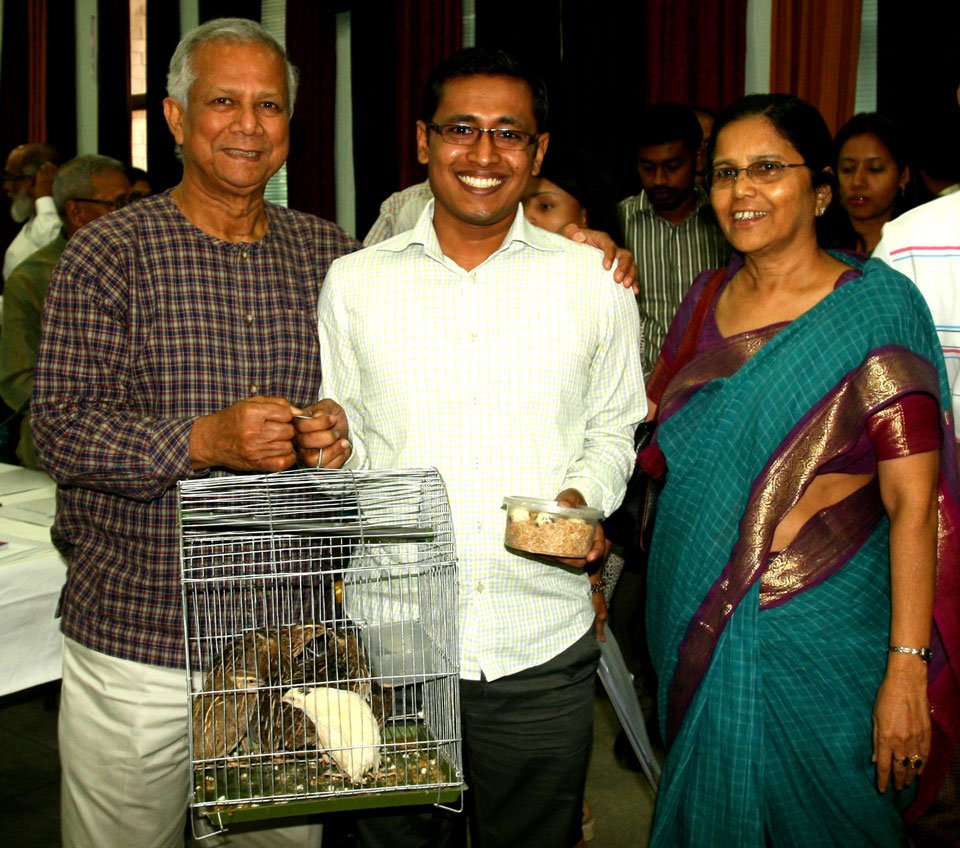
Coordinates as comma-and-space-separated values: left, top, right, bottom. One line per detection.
193, 723, 463, 824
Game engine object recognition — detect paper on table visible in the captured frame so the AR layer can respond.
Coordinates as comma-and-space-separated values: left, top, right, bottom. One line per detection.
0, 496, 57, 527
0, 467, 52, 497
0, 536, 44, 565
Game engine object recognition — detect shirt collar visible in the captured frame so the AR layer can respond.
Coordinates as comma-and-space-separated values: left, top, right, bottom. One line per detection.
376, 198, 565, 264
638, 182, 712, 218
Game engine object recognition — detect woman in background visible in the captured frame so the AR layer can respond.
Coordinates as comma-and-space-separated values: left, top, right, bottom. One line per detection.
522, 137, 621, 242
834, 112, 913, 253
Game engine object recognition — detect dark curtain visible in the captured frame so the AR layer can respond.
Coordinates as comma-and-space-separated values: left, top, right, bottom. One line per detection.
351, 0, 462, 237
44, 0, 77, 161
286, 2, 338, 220
145, 5, 182, 192
0, 2, 31, 169
474, 1, 561, 119
475, 0, 746, 198
198, 0, 261, 22
97, 0, 131, 163
877, 0, 960, 188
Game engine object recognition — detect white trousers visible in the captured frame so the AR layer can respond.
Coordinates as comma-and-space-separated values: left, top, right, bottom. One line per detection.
60, 637, 323, 848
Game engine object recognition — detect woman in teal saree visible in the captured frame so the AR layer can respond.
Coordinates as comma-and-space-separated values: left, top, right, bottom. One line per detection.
646, 95, 960, 846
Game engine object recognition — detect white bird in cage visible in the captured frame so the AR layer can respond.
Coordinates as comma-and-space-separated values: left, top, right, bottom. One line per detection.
283, 686, 382, 782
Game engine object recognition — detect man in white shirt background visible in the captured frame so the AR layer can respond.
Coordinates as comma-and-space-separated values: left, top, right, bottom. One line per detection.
872, 56, 960, 847
3, 141, 61, 282
298, 47, 644, 848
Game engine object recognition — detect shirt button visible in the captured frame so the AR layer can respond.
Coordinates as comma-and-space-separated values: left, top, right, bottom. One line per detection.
476, 582, 484, 593
240, 251, 248, 260
475, 522, 482, 533
249, 384, 259, 394
243, 312, 254, 324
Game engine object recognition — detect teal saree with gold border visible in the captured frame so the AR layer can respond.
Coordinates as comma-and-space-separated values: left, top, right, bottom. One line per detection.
647, 255, 960, 846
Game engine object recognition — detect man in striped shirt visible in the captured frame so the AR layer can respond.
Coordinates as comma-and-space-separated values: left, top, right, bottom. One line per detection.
617, 103, 730, 374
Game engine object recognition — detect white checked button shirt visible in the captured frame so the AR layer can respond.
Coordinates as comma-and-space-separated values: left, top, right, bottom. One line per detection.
318, 202, 645, 681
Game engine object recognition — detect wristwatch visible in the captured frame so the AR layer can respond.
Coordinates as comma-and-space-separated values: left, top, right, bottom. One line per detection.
888, 645, 933, 663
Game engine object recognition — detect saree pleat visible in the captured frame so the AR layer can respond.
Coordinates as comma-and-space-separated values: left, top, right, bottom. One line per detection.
647, 256, 960, 846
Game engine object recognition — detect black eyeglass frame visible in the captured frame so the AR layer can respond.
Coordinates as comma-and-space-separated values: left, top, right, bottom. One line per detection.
425, 122, 539, 150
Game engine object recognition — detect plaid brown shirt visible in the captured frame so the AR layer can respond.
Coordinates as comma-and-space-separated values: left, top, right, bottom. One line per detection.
32, 192, 358, 668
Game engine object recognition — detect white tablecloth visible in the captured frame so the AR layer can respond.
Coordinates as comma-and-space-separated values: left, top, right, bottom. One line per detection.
0, 464, 66, 696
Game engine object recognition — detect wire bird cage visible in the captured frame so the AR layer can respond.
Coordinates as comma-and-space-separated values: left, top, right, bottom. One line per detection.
178, 467, 462, 827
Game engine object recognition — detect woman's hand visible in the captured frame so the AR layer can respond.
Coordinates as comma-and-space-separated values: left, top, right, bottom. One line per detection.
873, 448, 938, 792
559, 223, 638, 292
872, 654, 931, 792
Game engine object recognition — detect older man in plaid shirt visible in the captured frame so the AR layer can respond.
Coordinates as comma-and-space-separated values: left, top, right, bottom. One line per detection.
32, 19, 353, 848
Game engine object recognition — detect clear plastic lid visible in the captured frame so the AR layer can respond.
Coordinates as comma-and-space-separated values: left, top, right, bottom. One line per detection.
502, 496, 604, 522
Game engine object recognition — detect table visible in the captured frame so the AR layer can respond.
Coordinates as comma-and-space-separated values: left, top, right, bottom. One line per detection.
0, 464, 66, 696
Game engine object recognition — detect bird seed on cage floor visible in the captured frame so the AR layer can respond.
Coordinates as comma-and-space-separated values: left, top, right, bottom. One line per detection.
195, 725, 454, 806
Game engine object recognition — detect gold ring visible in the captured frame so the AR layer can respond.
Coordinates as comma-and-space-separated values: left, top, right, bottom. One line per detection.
910, 755, 924, 770
895, 755, 911, 768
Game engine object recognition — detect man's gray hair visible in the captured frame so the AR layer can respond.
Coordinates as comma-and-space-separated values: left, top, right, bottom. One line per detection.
52, 155, 127, 215
18, 142, 59, 176
166, 17, 299, 117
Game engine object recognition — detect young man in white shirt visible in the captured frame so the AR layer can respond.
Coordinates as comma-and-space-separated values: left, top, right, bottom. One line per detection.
299, 47, 644, 848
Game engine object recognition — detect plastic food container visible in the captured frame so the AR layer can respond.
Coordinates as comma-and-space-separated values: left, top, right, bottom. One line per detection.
502, 496, 604, 557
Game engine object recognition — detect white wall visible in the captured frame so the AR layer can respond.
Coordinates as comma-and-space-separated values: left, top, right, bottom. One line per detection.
745, 0, 772, 94
334, 11, 356, 236
75, 0, 99, 154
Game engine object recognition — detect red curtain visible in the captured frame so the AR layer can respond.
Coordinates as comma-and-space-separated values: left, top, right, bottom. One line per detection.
27, 0, 47, 141
770, 0, 862, 135
637, 0, 747, 112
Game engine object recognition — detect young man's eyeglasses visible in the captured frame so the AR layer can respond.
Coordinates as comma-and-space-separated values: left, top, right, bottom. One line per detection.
426, 122, 538, 151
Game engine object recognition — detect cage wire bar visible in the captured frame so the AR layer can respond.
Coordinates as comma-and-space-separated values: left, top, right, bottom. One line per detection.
178, 467, 463, 824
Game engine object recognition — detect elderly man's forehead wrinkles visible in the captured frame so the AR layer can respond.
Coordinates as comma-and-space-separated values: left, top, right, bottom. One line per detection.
197, 82, 287, 102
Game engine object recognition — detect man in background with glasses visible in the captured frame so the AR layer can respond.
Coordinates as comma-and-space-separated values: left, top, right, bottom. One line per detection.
2, 141, 60, 282
0, 154, 130, 469
299, 46, 644, 848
